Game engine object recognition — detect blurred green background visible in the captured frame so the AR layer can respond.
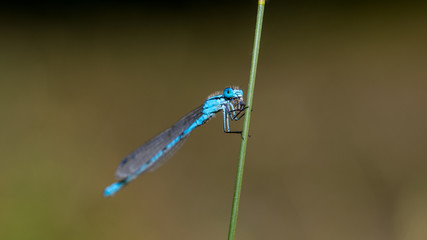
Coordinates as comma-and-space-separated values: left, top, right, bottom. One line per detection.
1, 1, 427, 240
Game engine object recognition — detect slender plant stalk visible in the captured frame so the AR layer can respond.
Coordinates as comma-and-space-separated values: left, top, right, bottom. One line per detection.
227, 1, 265, 240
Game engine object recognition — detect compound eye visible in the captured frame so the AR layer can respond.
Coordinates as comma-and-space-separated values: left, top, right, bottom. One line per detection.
223, 88, 234, 98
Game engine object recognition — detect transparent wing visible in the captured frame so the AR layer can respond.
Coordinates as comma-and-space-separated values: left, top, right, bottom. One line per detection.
114, 105, 204, 180
147, 134, 189, 172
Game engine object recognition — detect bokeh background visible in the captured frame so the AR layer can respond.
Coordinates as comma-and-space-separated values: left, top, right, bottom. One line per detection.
1, 1, 427, 240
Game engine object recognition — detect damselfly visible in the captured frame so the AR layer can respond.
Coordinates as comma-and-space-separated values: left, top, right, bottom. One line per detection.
104, 87, 246, 197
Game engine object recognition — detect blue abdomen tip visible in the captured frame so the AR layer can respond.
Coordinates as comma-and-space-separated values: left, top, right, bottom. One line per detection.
104, 182, 124, 197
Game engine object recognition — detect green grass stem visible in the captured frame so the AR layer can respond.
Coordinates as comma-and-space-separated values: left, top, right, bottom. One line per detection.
227, 1, 266, 240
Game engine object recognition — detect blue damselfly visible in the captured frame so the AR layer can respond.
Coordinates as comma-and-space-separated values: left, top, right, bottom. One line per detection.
104, 87, 246, 197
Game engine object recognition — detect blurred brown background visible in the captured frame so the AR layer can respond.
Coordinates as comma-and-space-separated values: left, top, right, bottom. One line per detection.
1, 1, 427, 240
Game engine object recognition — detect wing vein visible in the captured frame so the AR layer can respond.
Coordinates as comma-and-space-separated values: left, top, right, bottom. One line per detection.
115, 105, 204, 180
